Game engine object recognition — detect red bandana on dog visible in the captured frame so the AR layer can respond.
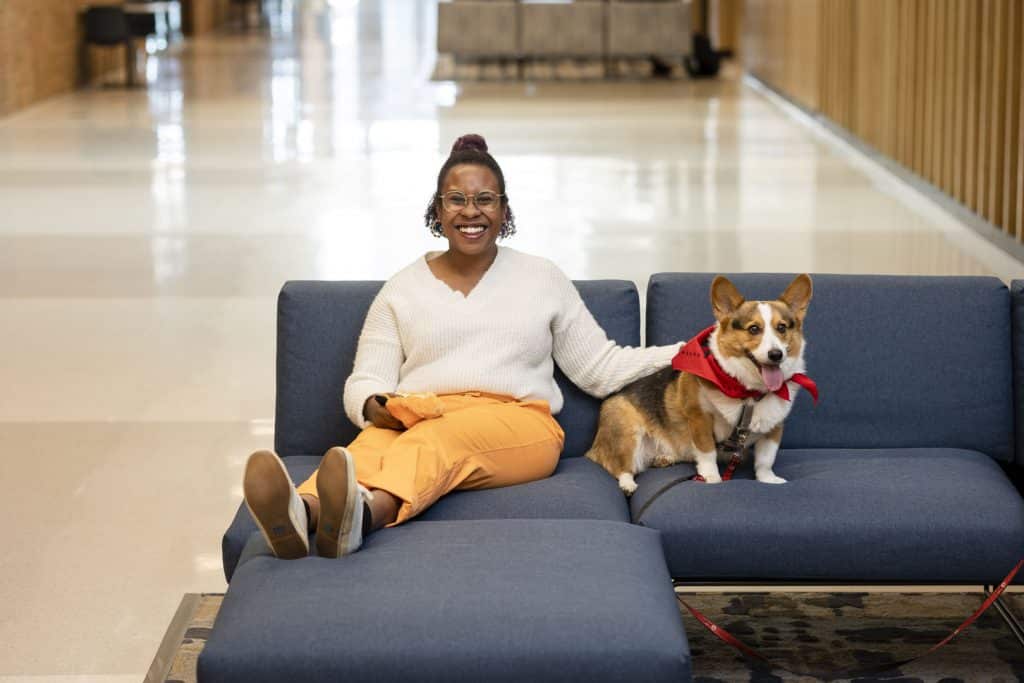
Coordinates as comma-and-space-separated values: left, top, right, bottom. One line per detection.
671, 325, 819, 403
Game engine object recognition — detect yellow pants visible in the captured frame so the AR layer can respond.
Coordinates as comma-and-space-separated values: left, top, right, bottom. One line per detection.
296, 393, 565, 525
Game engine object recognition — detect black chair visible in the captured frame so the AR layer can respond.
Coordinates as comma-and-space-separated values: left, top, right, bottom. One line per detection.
231, 0, 262, 29
83, 6, 138, 87
126, 12, 158, 40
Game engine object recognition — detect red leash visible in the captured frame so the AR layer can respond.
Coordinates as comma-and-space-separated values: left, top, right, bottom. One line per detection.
690, 453, 742, 483
678, 558, 1024, 678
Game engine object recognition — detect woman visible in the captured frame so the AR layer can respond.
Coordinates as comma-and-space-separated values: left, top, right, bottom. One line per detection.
243, 134, 680, 560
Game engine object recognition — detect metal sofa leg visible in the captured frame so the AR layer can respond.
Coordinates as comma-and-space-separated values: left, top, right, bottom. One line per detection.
990, 591, 1024, 647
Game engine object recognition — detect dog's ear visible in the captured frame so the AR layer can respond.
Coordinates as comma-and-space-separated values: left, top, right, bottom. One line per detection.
779, 274, 813, 319
710, 276, 745, 321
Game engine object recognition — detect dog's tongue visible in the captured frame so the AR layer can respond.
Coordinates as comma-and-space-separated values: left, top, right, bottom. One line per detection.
761, 366, 785, 392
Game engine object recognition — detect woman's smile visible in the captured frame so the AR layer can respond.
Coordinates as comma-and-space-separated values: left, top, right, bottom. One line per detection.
454, 223, 488, 240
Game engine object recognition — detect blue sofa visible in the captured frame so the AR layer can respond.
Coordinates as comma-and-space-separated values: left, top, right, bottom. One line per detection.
199, 275, 1024, 682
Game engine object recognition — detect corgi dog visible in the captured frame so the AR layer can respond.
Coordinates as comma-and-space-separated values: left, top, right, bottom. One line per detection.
586, 274, 816, 495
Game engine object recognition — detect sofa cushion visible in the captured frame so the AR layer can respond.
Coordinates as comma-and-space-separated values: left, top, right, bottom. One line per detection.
631, 448, 1024, 582
222, 455, 629, 582
646, 274, 1014, 462
200, 520, 691, 683
275, 280, 640, 461
520, 3, 605, 57
608, 1, 691, 57
416, 456, 628, 522
437, 1, 518, 57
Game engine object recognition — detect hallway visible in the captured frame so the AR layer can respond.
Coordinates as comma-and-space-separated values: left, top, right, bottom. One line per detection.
0, 1, 1021, 679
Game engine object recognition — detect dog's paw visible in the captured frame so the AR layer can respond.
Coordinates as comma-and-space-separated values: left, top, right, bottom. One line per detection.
698, 470, 723, 484
617, 473, 638, 496
652, 456, 674, 468
756, 472, 787, 484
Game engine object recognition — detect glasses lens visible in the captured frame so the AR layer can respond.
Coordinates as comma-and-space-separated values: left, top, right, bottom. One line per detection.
443, 192, 467, 211
475, 192, 497, 209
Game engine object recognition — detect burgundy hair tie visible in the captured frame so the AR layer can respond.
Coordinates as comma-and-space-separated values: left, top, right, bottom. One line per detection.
451, 134, 488, 154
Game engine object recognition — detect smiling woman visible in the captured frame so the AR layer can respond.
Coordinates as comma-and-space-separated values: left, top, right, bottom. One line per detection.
423, 140, 511, 295
240, 133, 684, 563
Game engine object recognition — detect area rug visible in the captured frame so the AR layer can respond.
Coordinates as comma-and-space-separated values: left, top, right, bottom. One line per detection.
679, 591, 1024, 682
153, 592, 1023, 682
159, 594, 222, 683
431, 54, 688, 81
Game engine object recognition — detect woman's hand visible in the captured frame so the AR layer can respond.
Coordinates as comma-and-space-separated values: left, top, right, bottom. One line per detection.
363, 394, 405, 431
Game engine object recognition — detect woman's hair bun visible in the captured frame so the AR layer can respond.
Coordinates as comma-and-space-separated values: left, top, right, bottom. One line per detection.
451, 134, 488, 154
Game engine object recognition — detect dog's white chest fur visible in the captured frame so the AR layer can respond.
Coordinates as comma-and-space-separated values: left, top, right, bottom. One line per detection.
700, 384, 798, 444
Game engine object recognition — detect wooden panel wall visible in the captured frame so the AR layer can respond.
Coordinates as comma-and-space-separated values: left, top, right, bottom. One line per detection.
0, 0, 123, 117
744, 0, 1024, 242
183, 0, 234, 37
708, 0, 745, 53
0, 0, 234, 118
744, 0, 821, 110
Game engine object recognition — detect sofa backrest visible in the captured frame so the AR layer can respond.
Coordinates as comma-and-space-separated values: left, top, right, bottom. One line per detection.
646, 274, 1014, 462
274, 280, 641, 459
1012, 280, 1024, 467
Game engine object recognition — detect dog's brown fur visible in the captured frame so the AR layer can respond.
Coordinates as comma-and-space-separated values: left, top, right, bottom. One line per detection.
586, 274, 812, 494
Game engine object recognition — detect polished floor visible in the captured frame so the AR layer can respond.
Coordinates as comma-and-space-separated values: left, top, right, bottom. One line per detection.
1, 1, 1022, 680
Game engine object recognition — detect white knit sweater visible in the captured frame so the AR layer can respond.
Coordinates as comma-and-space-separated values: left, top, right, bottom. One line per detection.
342, 247, 679, 428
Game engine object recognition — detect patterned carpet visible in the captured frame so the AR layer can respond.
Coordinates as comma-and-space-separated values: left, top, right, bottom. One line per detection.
680, 591, 1024, 682
158, 592, 1024, 682
162, 594, 221, 683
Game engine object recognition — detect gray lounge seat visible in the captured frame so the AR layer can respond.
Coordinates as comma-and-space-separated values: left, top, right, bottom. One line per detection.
633, 448, 1024, 581
203, 278, 690, 681
639, 273, 1024, 583
201, 272, 1024, 681
201, 519, 691, 682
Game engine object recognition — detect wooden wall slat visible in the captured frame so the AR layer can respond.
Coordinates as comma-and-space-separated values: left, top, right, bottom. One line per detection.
835, 0, 840, 120
1004, 0, 1022, 237
942, 0, 953, 186
942, 0, 956, 192
743, 0, 1024, 243
934, 0, 943, 187
951, 0, 967, 200
880, 0, 899, 158
917, 0, 930, 177
1017, 3, 1024, 241
936, 0, 945, 188
902, 0, 914, 169
935, 0, 947, 184
844, 0, 854, 131
987, 0, 1009, 226
820, 0, 828, 119
923, 0, 937, 182
964, 0, 982, 210
909, 1, 917, 174
894, 1, 905, 166
975, 0, 993, 214
869, 0, 883, 149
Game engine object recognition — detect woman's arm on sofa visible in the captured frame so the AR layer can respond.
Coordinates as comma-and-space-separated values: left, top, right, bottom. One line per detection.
551, 274, 678, 399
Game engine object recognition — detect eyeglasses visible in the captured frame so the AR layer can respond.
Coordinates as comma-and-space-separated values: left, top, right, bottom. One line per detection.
440, 190, 505, 212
